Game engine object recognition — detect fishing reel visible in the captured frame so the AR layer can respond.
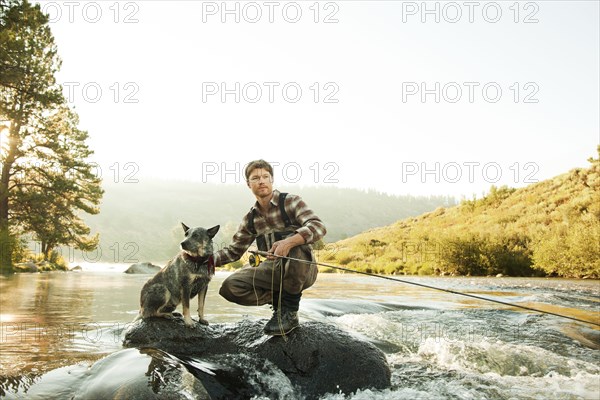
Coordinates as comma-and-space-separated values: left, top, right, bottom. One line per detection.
249, 252, 262, 267
248, 249, 275, 267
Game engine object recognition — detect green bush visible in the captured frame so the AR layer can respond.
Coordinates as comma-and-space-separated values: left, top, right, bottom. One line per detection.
533, 218, 600, 278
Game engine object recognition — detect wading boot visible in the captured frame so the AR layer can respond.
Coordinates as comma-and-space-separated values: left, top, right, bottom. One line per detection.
263, 309, 299, 336
263, 291, 301, 335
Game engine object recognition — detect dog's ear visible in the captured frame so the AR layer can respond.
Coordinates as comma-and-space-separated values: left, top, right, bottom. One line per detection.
207, 225, 220, 239
181, 222, 190, 233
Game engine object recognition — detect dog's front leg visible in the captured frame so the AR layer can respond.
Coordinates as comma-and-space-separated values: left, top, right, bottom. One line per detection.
196, 286, 209, 325
181, 282, 194, 327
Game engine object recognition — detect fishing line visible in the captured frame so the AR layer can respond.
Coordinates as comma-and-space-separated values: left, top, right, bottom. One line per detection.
273, 257, 287, 339
252, 267, 260, 307
257, 256, 288, 340
249, 250, 600, 327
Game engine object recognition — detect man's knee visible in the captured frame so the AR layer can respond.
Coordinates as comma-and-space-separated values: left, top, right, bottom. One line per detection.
283, 259, 317, 295
219, 274, 258, 305
220, 275, 244, 301
219, 281, 236, 303
289, 244, 313, 261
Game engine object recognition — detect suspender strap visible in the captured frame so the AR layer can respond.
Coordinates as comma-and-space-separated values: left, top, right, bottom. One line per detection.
247, 208, 258, 235
256, 235, 268, 252
248, 192, 293, 234
279, 192, 292, 228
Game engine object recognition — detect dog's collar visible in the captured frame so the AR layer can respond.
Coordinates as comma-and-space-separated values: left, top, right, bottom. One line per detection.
182, 252, 208, 263
183, 253, 215, 275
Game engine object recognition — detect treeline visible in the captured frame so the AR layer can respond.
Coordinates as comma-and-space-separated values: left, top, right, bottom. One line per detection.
321, 150, 600, 278
59, 181, 455, 263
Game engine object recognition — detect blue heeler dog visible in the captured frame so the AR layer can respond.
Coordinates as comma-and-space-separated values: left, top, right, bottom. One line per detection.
138, 223, 219, 327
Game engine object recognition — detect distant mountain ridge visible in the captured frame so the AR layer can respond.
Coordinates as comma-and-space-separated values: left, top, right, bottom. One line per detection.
67, 181, 455, 263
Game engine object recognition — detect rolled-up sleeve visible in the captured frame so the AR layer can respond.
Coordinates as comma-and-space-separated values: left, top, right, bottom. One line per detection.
288, 195, 327, 245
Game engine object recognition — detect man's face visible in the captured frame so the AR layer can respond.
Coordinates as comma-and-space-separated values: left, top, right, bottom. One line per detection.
247, 168, 273, 199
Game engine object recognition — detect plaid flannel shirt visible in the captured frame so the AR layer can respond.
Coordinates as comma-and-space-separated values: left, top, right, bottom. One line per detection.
214, 189, 326, 267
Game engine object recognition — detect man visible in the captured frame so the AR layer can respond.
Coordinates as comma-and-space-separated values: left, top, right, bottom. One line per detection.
213, 159, 327, 335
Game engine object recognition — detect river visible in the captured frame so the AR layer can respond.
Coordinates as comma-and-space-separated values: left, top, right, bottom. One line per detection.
0, 264, 598, 399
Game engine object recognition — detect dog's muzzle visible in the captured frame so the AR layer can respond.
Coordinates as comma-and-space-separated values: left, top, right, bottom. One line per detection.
180, 240, 198, 254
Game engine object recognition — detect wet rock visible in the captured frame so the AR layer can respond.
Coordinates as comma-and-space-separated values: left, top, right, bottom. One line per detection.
70, 265, 83, 271
251, 321, 391, 397
21, 348, 210, 400
124, 262, 161, 274
14, 262, 38, 273
124, 317, 391, 399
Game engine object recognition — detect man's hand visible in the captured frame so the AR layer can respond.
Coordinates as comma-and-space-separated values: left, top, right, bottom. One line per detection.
267, 233, 306, 260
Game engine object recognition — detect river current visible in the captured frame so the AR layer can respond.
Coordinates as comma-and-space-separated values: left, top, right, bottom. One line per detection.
0, 264, 598, 399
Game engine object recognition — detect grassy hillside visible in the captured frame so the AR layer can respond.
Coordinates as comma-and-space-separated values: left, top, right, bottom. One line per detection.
321, 151, 600, 278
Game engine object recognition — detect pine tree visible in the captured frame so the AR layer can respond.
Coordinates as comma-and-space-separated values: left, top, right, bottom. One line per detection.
0, 1, 102, 271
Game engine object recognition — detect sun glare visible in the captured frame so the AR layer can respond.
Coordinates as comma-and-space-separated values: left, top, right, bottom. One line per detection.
0, 124, 8, 146
0, 313, 16, 323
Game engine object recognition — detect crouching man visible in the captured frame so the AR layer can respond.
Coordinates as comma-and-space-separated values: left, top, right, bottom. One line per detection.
213, 159, 327, 335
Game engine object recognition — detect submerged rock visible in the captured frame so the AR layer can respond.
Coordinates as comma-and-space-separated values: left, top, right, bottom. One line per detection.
124, 317, 391, 399
17, 348, 209, 400
14, 262, 38, 273
124, 262, 161, 274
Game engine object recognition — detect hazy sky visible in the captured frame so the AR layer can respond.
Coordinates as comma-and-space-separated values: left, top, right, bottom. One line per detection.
36, 0, 599, 197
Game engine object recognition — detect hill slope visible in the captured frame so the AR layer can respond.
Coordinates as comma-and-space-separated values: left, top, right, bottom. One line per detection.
322, 153, 600, 278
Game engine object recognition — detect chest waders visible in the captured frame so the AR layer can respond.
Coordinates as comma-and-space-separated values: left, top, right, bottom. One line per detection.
247, 192, 303, 321
247, 192, 295, 252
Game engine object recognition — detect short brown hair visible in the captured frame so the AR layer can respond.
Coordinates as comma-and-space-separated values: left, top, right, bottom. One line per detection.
245, 159, 274, 182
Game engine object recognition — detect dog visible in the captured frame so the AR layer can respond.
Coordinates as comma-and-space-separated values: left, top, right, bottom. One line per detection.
137, 223, 219, 327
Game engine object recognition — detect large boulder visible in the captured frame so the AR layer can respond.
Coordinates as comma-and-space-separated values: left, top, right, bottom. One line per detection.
124, 262, 161, 274
124, 317, 391, 399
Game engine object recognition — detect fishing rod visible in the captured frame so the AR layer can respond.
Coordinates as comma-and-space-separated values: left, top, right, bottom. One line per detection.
248, 250, 600, 327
